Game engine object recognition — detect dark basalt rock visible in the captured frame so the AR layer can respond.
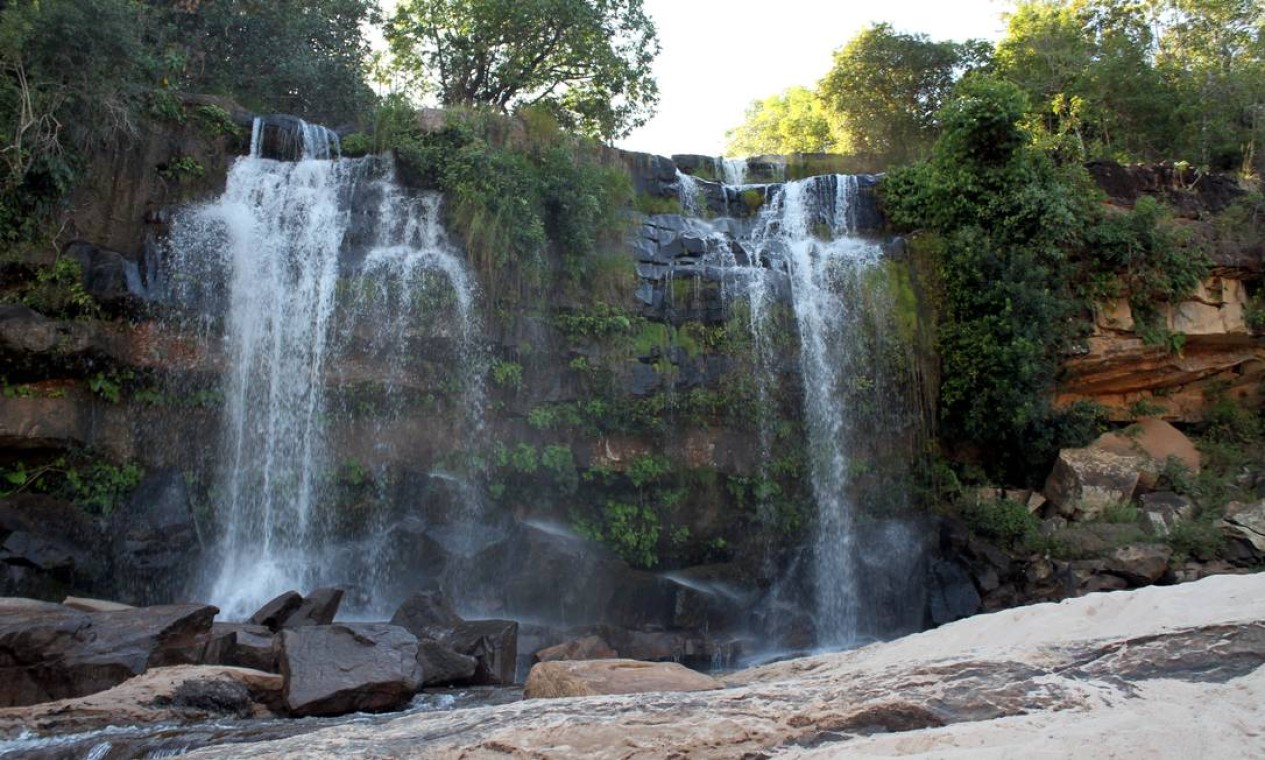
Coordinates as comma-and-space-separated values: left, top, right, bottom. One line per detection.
280, 587, 344, 628
111, 470, 201, 606
279, 623, 421, 717
417, 637, 478, 686
249, 591, 304, 631
0, 599, 218, 707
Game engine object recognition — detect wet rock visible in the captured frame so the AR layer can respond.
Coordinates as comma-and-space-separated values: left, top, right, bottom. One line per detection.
111, 469, 201, 605
448, 619, 519, 686
249, 591, 304, 630
535, 635, 619, 662
0, 665, 283, 738
180, 575, 1265, 760
0, 304, 121, 381
206, 623, 279, 673
389, 589, 463, 638
416, 638, 478, 686
281, 587, 344, 628
63, 240, 147, 313
927, 559, 981, 626
524, 659, 721, 699
1043, 447, 1148, 519
0, 600, 217, 707
279, 624, 421, 717
1, 496, 105, 600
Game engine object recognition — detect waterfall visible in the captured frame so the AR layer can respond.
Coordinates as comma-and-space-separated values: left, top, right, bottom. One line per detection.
676, 171, 922, 649
721, 158, 748, 186
164, 118, 481, 619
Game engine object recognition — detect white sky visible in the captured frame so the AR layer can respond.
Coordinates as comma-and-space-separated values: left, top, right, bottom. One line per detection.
616, 0, 1010, 157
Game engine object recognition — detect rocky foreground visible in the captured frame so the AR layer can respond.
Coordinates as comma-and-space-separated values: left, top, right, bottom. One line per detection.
176, 572, 1265, 759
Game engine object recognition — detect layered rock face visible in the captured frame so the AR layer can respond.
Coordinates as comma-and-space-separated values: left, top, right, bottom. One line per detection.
180, 573, 1265, 759
1060, 161, 1265, 422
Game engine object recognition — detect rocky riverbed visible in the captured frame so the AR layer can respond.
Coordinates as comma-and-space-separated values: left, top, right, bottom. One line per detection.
173, 572, 1265, 759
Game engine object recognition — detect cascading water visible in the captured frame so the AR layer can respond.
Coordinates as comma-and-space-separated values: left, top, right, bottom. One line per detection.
164, 117, 482, 619
671, 171, 924, 649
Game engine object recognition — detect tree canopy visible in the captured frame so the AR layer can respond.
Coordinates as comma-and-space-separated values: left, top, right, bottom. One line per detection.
386, 0, 660, 140
724, 86, 840, 156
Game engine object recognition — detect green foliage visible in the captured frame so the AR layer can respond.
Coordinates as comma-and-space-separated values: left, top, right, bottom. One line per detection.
1, 452, 142, 516
22, 257, 99, 319
626, 454, 669, 489
161, 0, 379, 125
495, 442, 540, 474
573, 500, 661, 568
340, 132, 373, 157
390, 116, 631, 285
490, 360, 524, 390
554, 302, 636, 339
386, 0, 660, 140
88, 371, 123, 403
818, 23, 992, 163
540, 444, 578, 494
724, 86, 840, 156
961, 496, 1040, 548
633, 193, 682, 216
157, 155, 205, 182
192, 105, 243, 139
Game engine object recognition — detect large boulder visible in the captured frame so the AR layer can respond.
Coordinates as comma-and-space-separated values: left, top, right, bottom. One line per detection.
1090, 418, 1202, 484
1, 496, 106, 600
523, 659, 720, 699
0, 665, 283, 737
390, 590, 518, 686
0, 600, 217, 707
416, 638, 478, 687
1043, 447, 1149, 520
927, 559, 982, 626
278, 624, 421, 717
447, 619, 518, 686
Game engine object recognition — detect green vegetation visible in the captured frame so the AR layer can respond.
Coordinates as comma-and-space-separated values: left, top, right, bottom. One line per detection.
725, 86, 841, 156
386, 0, 659, 140
2, 451, 142, 516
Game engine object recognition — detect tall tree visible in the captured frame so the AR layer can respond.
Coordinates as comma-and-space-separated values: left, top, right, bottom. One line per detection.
818, 23, 990, 163
724, 86, 840, 156
159, 0, 379, 125
386, 0, 659, 140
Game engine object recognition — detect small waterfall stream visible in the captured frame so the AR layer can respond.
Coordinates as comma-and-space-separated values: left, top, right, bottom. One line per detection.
164, 118, 482, 619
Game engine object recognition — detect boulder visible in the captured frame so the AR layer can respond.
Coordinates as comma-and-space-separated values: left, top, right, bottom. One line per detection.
448, 619, 519, 686
0, 601, 217, 707
535, 635, 619, 663
1220, 500, 1265, 556
927, 559, 982, 626
1090, 418, 1202, 481
0, 665, 283, 737
417, 638, 478, 687
249, 591, 303, 630
63, 240, 147, 312
281, 587, 344, 628
389, 589, 463, 638
1043, 447, 1149, 520
279, 624, 421, 717
205, 623, 279, 673
1, 496, 105, 600
1138, 492, 1198, 537
524, 659, 720, 699
1105, 544, 1173, 585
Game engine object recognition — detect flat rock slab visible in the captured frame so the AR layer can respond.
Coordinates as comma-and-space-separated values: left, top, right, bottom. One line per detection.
524, 659, 721, 699
183, 574, 1265, 759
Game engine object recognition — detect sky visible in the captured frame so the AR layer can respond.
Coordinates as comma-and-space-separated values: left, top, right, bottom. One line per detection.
615, 0, 1010, 157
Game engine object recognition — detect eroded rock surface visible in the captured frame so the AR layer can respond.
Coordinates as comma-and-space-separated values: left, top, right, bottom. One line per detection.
184, 574, 1265, 759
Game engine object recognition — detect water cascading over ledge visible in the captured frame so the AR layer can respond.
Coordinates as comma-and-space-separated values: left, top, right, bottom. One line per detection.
665, 167, 931, 649
162, 117, 484, 619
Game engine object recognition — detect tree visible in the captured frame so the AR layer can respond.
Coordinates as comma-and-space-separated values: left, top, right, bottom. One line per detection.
158, 0, 379, 125
386, 0, 659, 140
724, 86, 840, 156
818, 23, 991, 163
